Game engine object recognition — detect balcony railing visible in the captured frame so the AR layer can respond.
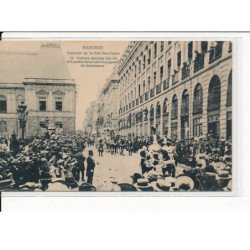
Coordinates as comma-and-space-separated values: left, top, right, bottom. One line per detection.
163, 78, 169, 90
136, 98, 139, 106
145, 91, 149, 101
194, 54, 204, 73
209, 42, 223, 64
182, 65, 190, 80
150, 88, 155, 98
156, 83, 162, 94
140, 95, 143, 103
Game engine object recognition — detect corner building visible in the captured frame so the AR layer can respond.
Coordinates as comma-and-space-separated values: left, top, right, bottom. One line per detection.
97, 72, 119, 137
117, 41, 232, 140
0, 42, 76, 137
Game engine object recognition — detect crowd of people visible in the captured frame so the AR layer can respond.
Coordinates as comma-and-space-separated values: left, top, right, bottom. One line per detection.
0, 130, 232, 192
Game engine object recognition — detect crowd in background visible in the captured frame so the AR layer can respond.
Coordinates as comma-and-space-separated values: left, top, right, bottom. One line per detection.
0, 131, 232, 192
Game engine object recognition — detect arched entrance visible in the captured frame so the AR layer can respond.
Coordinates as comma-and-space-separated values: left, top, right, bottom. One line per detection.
207, 75, 221, 138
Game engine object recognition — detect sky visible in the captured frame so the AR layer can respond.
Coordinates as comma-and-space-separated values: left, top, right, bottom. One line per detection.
60, 41, 129, 130
0, 40, 129, 130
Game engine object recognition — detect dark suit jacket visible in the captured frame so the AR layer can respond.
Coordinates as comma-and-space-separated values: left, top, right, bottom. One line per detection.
86, 156, 95, 174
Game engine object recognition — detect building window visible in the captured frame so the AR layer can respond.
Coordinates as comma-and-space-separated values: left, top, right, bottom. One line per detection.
55, 101, 63, 111
193, 83, 203, 114
39, 100, 47, 111
56, 121, 63, 129
154, 42, 157, 58
171, 95, 178, 120
188, 42, 193, 60
0, 95, 7, 113
167, 59, 171, 77
160, 41, 164, 52
153, 71, 157, 85
134, 65, 137, 77
160, 66, 164, 83
139, 60, 141, 74
171, 121, 178, 139
150, 105, 154, 126
163, 98, 168, 115
181, 90, 189, 117
148, 49, 151, 64
201, 41, 208, 53
143, 55, 146, 69
177, 51, 181, 68
193, 118, 202, 137
208, 75, 221, 111
148, 76, 151, 90
156, 102, 161, 118
0, 120, 7, 133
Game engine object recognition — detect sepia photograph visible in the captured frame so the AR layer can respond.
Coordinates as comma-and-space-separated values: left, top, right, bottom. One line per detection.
0, 40, 233, 193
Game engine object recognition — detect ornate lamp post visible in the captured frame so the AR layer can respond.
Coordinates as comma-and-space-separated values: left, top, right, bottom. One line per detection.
17, 101, 28, 139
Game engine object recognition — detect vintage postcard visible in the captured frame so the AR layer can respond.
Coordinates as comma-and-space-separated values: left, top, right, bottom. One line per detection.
0, 39, 233, 193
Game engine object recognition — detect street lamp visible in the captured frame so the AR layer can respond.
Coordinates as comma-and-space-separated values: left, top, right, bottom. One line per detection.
17, 101, 28, 139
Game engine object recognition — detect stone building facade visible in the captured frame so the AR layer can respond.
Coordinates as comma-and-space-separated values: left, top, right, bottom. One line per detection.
117, 41, 232, 140
96, 73, 119, 137
0, 42, 76, 138
83, 101, 98, 135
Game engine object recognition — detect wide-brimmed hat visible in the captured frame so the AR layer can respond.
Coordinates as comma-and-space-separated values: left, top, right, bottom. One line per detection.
165, 177, 176, 187
175, 176, 194, 191
217, 170, 231, 180
204, 172, 217, 181
223, 179, 232, 191
151, 179, 172, 191
0, 178, 15, 189
134, 178, 154, 191
79, 182, 97, 192
118, 183, 138, 191
147, 170, 162, 182
99, 181, 121, 192
131, 173, 142, 182
205, 165, 216, 173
